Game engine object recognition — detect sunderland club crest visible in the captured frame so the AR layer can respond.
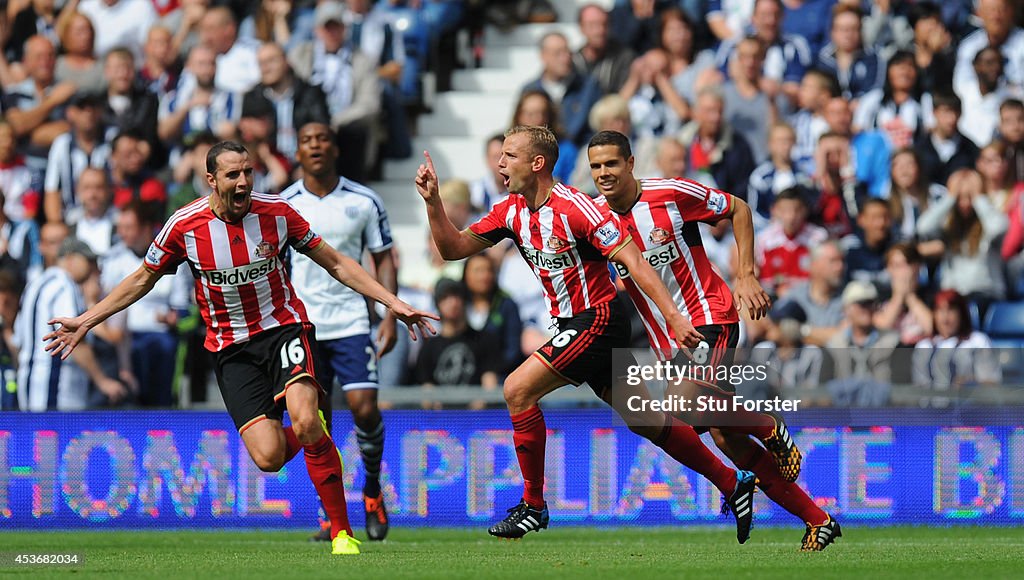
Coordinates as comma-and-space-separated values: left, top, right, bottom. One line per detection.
254, 241, 277, 259
649, 227, 671, 245
547, 236, 568, 251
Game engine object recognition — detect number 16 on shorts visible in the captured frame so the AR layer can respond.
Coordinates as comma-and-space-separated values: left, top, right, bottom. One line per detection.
280, 337, 307, 370
275, 324, 317, 382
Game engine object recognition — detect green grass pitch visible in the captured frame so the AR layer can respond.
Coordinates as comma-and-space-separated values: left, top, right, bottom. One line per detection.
1, 526, 1021, 579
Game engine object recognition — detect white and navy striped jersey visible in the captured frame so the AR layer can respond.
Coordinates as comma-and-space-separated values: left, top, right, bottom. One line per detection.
13, 267, 89, 411
913, 331, 1002, 390
101, 243, 193, 333
282, 177, 393, 340
715, 32, 812, 85
747, 161, 814, 229
786, 109, 829, 176
852, 89, 934, 147
43, 132, 111, 215
158, 74, 241, 140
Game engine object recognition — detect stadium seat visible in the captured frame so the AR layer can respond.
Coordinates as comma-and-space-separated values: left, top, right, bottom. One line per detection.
969, 301, 981, 331
982, 301, 1024, 338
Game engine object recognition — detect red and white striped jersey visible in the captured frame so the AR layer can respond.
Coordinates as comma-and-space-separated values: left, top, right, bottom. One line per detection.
755, 221, 828, 292
468, 183, 628, 319
144, 193, 324, 351
598, 177, 739, 355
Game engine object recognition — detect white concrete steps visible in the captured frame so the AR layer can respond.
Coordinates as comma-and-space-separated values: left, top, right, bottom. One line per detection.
390, 223, 429, 277
373, 179, 421, 224
483, 22, 582, 48
481, 45, 542, 71
369, 0, 604, 234
451, 68, 525, 93
415, 92, 518, 139
384, 135, 489, 182
548, 0, 614, 20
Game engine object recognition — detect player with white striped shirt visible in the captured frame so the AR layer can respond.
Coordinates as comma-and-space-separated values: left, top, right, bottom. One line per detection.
281, 122, 396, 541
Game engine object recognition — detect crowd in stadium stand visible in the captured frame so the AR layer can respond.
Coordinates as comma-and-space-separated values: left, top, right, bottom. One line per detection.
1, 0, 1023, 411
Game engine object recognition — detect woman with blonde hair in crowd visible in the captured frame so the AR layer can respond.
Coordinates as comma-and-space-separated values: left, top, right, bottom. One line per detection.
569, 94, 658, 194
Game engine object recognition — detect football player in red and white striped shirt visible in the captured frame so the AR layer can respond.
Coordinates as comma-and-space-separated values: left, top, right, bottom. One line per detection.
588, 130, 840, 551
416, 125, 759, 542
44, 141, 438, 556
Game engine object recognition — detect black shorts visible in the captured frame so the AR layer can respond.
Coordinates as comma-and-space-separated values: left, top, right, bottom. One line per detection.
671, 322, 741, 391
670, 322, 740, 434
214, 322, 323, 433
533, 300, 630, 396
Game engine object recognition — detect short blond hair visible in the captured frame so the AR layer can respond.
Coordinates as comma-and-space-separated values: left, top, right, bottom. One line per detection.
505, 125, 559, 171
439, 179, 471, 205
589, 95, 630, 132
770, 121, 796, 138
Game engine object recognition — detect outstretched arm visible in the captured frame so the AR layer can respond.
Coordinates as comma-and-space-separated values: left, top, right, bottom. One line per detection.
370, 248, 398, 357
307, 241, 438, 339
415, 150, 490, 260
44, 265, 162, 359
727, 196, 771, 320
610, 241, 704, 348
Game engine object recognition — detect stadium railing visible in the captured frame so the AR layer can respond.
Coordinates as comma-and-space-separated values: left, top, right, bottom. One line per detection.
179, 383, 1024, 410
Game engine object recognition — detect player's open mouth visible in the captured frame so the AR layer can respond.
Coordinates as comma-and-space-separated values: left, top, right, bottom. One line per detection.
232, 192, 248, 205
500, 173, 510, 188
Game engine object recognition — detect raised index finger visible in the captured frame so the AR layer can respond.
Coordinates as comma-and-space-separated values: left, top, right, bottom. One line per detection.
423, 150, 436, 175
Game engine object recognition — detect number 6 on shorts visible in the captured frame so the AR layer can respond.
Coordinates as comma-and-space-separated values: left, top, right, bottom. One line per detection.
552, 329, 578, 348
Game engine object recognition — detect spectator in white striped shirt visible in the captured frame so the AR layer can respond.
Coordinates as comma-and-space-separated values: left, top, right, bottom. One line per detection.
748, 122, 813, 232
158, 44, 241, 149
43, 92, 111, 224
4, 36, 76, 186
67, 168, 117, 258
14, 237, 126, 411
786, 69, 837, 176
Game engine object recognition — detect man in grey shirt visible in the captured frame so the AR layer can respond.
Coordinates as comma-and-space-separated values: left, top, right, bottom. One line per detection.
775, 240, 845, 346
721, 36, 785, 163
